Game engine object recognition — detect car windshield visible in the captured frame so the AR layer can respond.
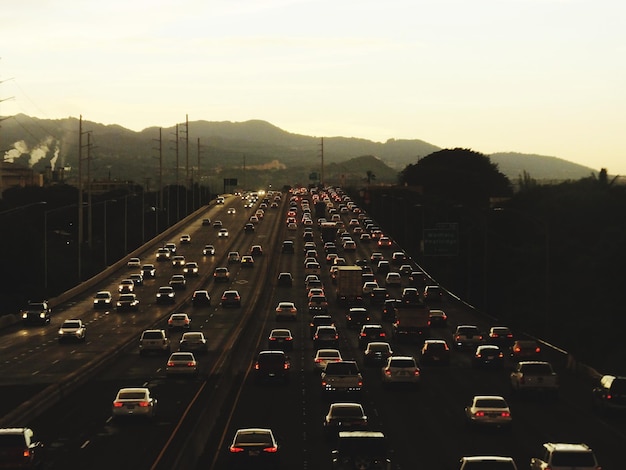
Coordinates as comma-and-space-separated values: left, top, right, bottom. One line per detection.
426, 343, 447, 352
551, 452, 596, 466
326, 362, 358, 375
171, 353, 193, 361
338, 437, 386, 455
118, 391, 147, 400
63, 321, 80, 328
0, 435, 27, 447
332, 405, 363, 417
235, 431, 273, 446
390, 359, 415, 368
183, 333, 203, 340
142, 331, 163, 339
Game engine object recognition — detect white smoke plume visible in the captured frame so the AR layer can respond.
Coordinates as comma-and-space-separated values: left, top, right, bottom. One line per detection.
3, 137, 57, 167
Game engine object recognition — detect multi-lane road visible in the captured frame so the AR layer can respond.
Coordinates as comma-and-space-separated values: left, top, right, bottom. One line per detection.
0, 188, 624, 469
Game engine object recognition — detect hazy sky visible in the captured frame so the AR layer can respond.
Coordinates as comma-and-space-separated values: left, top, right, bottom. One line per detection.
2, 0, 625, 173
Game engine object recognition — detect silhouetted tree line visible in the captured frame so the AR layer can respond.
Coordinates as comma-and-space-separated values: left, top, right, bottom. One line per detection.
349, 148, 626, 373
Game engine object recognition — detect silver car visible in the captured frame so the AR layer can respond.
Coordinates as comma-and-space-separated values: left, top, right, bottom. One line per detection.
179, 332, 208, 353
112, 387, 157, 419
166, 352, 198, 377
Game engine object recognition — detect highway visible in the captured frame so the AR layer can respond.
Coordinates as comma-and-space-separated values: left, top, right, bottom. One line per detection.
0, 188, 624, 469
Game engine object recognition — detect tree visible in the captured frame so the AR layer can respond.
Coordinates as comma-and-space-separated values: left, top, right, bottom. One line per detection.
399, 148, 512, 207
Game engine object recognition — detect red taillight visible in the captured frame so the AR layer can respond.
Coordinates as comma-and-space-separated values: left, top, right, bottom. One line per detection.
187, 362, 196, 367
475, 411, 485, 417
23, 449, 31, 458
414, 369, 420, 376
501, 411, 510, 417
315, 358, 322, 363
359, 333, 366, 337
384, 369, 391, 376
535, 347, 541, 353
113, 401, 123, 408
229, 446, 245, 453
379, 332, 386, 337
284, 363, 290, 370
167, 361, 175, 366
263, 446, 278, 453
269, 337, 277, 341
168, 320, 173, 325
514, 346, 521, 353
285, 337, 292, 341
254, 363, 260, 370
607, 394, 613, 400
139, 401, 150, 407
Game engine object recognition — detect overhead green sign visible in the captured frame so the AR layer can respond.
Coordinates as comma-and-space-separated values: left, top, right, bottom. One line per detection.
423, 224, 458, 256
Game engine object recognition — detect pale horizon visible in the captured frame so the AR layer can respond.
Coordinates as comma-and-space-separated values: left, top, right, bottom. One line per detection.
2, 0, 625, 174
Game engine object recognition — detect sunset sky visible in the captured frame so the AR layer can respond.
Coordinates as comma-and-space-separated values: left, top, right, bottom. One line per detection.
2, 0, 625, 173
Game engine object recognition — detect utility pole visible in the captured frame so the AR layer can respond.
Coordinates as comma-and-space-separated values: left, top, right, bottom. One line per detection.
152, 128, 163, 229
172, 124, 180, 221
182, 114, 189, 215
196, 137, 201, 207
320, 137, 324, 187
77, 116, 92, 282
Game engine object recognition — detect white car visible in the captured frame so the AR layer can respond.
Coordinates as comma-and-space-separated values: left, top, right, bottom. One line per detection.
313, 348, 343, 371
168, 313, 191, 329
118, 279, 135, 294
218, 228, 229, 238
127, 257, 141, 268
275, 301, 298, 320
93, 290, 112, 309
58, 319, 86, 342
464, 395, 512, 430
381, 356, 421, 386
112, 387, 157, 418
179, 233, 191, 244
166, 352, 198, 376
227, 207, 236, 214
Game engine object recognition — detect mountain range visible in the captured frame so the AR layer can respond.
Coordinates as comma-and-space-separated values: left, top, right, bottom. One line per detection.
0, 114, 598, 189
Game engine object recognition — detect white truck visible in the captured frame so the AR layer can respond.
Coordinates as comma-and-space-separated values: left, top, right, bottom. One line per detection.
335, 266, 363, 307
510, 361, 559, 398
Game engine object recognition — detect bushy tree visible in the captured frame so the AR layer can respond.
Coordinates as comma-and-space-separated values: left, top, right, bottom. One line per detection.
399, 148, 512, 207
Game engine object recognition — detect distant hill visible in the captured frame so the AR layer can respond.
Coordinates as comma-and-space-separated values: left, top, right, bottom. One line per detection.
0, 115, 597, 188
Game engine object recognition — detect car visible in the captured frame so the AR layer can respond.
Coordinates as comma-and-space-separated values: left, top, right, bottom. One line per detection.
93, 290, 113, 309
304, 274, 321, 288
139, 329, 171, 355
169, 274, 187, 290
376, 260, 391, 275
191, 290, 211, 307
529, 442, 600, 470
179, 233, 191, 244
241, 255, 255, 267
166, 352, 198, 377
428, 309, 448, 327
363, 341, 393, 366
218, 228, 229, 237
129, 273, 144, 286
243, 222, 256, 232
391, 251, 406, 264
281, 240, 295, 253
112, 387, 157, 419
213, 266, 230, 282
409, 270, 427, 286
307, 287, 325, 299
381, 298, 400, 321
510, 339, 542, 361
156, 286, 176, 304
167, 312, 191, 329
323, 402, 368, 438
221, 290, 241, 307
420, 339, 451, 365
342, 239, 357, 251
305, 261, 321, 275
201, 218, 211, 226
358, 324, 386, 349
454, 325, 484, 349
377, 236, 392, 247
275, 301, 297, 320
424, 285, 444, 302
277, 272, 293, 287
203, 244, 216, 256
308, 295, 329, 314
309, 314, 334, 336
384, 272, 402, 287
171, 255, 186, 267
179, 332, 208, 354
183, 261, 199, 277
592, 374, 626, 412
459, 456, 518, 470
362, 281, 378, 296
127, 257, 141, 268
313, 326, 339, 347
398, 264, 413, 276
227, 207, 236, 214
116, 293, 140, 311
359, 233, 372, 243
250, 215, 260, 224
488, 326, 515, 348
287, 222, 297, 230
370, 287, 390, 305
268, 328, 294, 351
400, 287, 421, 306
212, 220, 223, 228
156, 247, 171, 261
57, 319, 86, 342
473, 344, 505, 368
228, 428, 280, 468
118, 279, 135, 294
0, 427, 44, 469
216, 197, 225, 205
164, 242, 177, 254
381, 356, 421, 387
250, 245, 263, 257
314, 348, 342, 372
464, 395, 512, 430
346, 307, 370, 329
141, 263, 156, 278
227, 251, 241, 264
21, 300, 51, 325
254, 350, 290, 383
331, 431, 392, 470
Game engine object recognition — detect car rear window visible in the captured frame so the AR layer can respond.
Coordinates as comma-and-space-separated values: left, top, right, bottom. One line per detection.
390, 359, 415, 368
551, 452, 596, 466
235, 432, 272, 445
0, 435, 26, 447
325, 362, 358, 375
142, 331, 163, 339
119, 391, 147, 400
462, 462, 516, 470
258, 354, 286, 365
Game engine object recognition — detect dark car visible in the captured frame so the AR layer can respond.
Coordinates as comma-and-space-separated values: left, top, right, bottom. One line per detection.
370, 287, 389, 305
363, 341, 393, 366
309, 315, 335, 337
228, 428, 280, 469
381, 299, 401, 322
156, 286, 176, 304
0, 427, 44, 469
472, 344, 505, 368
21, 301, 52, 325
345, 307, 370, 329
358, 324, 386, 349
400, 287, 421, 307
277, 272, 293, 287
488, 326, 515, 348
331, 431, 392, 470
510, 340, 541, 361
254, 350, 290, 383
244, 222, 255, 233
592, 375, 626, 413
281, 240, 295, 254
220, 290, 241, 307
423, 285, 444, 302
191, 290, 211, 307
420, 339, 451, 366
